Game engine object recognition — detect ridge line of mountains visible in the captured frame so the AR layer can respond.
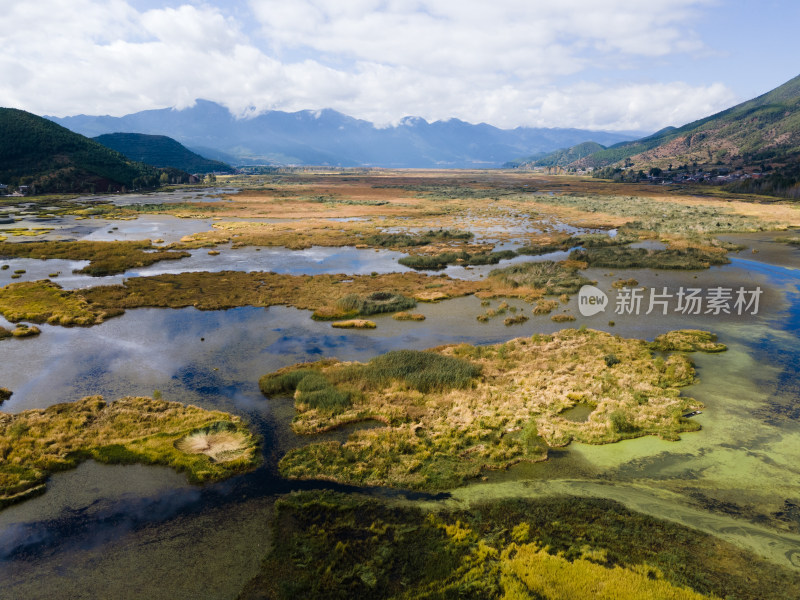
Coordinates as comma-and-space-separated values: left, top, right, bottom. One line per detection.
513, 73, 800, 178
2, 72, 799, 195
46, 101, 642, 169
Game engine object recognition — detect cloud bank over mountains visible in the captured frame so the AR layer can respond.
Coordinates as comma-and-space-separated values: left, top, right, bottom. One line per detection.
0, 0, 740, 130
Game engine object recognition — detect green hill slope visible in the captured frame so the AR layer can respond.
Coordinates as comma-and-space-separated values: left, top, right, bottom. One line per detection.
0, 108, 163, 193
510, 141, 606, 169
93, 133, 232, 174
570, 74, 800, 170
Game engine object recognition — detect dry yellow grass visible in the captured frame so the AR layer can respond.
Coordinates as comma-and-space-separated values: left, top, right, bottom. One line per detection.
174, 428, 252, 462
533, 299, 559, 315
180, 219, 376, 250
0, 396, 259, 508
0, 280, 115, 325
275, 328, 715, 489
393, 311, 426, 321
331, 319, 376, 329
1, 265, 583, 328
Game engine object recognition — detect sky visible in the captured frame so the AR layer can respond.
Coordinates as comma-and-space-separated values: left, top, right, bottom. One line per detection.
1, 0, 798, 133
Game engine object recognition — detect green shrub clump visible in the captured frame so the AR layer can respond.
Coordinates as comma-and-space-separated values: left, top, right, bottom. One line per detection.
365, 229, 473, 247
490, 260, 592, 294
342, 349, 482, 393
260, 350, 481, 409
569, 246, 729, 270
260, 368, 352, 413
335, 291, 417, 316
399, 250, 516, 270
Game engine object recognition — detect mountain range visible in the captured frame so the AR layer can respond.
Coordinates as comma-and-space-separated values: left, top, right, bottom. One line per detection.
515, 73, 800, 173
47, 101, 642, 168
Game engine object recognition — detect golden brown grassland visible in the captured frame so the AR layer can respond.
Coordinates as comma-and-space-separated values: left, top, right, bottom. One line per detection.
0, 395, 259, 508
41, 171, 798, 254
263, 328, 719, 490
0, 240, 190, 276
3, 170, 796, 329
0, 279, 119, 325
0, 262, 589, 326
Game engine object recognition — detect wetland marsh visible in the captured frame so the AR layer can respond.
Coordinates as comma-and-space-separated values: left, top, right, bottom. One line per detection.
1, 171, 800, 599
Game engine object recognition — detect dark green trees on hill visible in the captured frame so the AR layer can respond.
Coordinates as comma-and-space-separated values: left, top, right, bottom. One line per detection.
93, 133, 231, 174
0, 108, 170, 193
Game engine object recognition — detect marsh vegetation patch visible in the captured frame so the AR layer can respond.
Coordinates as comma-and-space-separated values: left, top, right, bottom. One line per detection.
0, 240, 190, 276
238, 490, 798, 600
266, 329, 721, 490
331, 319, 377, 329
570, 246, 730, 270
531, 193, 773, 235
489, 260, 593, 295
0, 395, 259, 508
0, 279, 116, 325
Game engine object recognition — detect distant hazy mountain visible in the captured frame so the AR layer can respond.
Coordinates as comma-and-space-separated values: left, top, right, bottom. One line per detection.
545, 73, 800, 171
93, 133, 232, 174
48, 100, 641, 168
0, 107, 164, 193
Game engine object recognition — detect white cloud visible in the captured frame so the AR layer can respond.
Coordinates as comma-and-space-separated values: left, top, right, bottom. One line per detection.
247, 0, 712, 73
522, 81, 737, 131
0, 0, 736, 131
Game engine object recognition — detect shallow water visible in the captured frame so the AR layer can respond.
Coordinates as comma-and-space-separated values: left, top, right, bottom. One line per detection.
2, 214, 218, 244
103, 187, 241, 206
1, 239, 550, 289
1, 230, 800, 597
559, 403, 595, 422
0, 297, 547, 414
34, 245, 419, 290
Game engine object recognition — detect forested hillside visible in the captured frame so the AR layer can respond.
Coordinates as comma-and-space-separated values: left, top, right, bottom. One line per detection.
93, 133, 231, 174
0, 108, 164, 193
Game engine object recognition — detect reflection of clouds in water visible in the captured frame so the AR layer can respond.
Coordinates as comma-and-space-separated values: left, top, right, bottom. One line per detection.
299, 247, 332, 263
104, 340, 185, 382
1, 311, 207, 409
0, 258, 90, 288
79, 215, 216, 243
50, 245, 414, 290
